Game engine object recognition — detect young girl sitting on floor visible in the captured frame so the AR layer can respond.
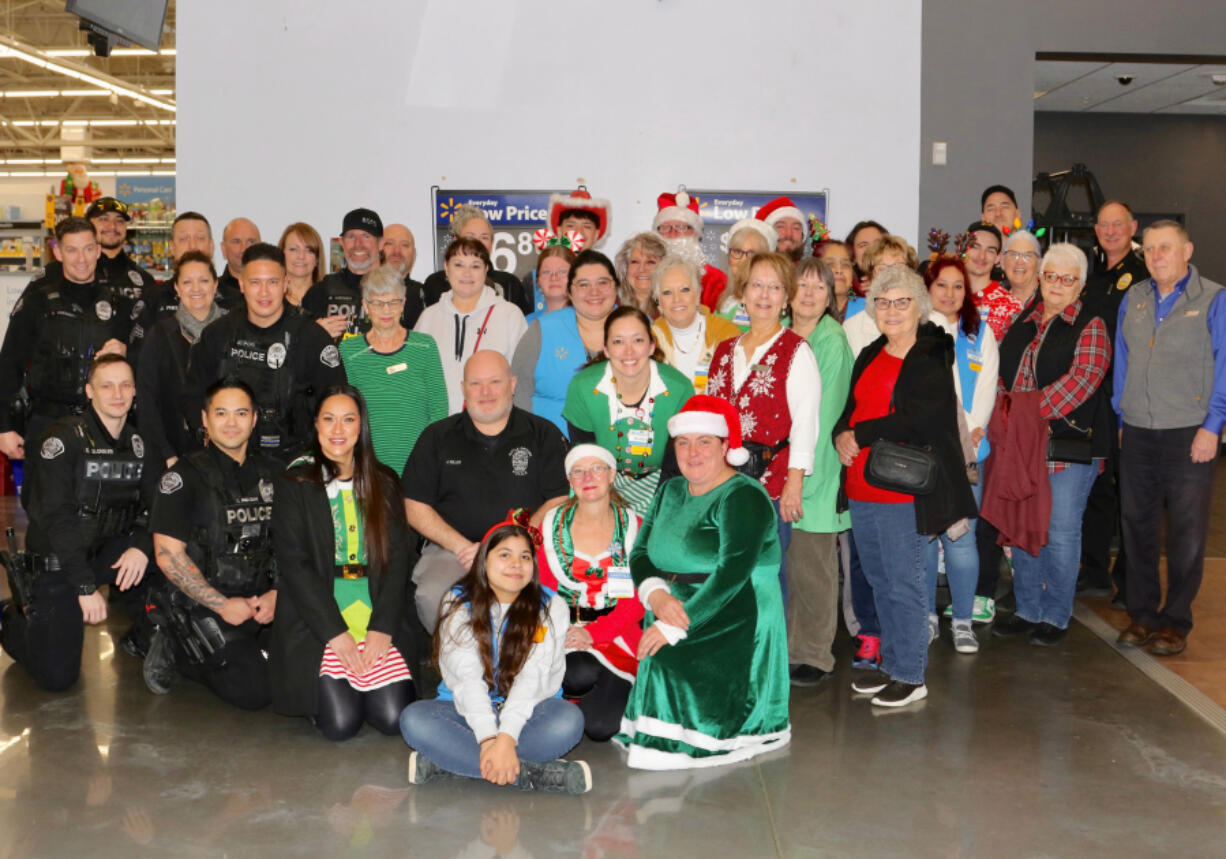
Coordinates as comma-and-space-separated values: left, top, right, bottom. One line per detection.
399, 518, 592, 794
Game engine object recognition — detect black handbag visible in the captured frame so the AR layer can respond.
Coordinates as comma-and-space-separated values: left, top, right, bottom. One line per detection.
734, 438, 789, 481
864, 440, 938, 495
1047, 418, 1093, 464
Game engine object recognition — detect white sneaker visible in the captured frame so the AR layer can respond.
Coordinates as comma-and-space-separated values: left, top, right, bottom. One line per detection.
952, 619, 979, 654
928, 613, 939, 645
871, 681, 928, 708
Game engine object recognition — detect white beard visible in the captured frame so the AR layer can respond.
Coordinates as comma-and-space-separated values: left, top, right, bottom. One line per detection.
662, 236, 707, 270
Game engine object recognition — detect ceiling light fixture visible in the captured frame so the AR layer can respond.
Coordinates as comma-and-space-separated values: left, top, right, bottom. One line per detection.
0, 35, 175, 112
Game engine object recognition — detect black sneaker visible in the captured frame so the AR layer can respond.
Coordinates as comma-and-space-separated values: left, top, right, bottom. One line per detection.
119, 626, 150, 659
1029, 623, 1068, 647
871, 681, 928, 708
407, 751, 449, 785
991, 614, 1037, 638
790, 664, 829, 688
142, 629, 178, 695
850, 668, 890, 695
518, 759, 592, 795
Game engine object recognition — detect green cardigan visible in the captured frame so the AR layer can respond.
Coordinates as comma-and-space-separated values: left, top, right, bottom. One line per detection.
792, 314, 852, 533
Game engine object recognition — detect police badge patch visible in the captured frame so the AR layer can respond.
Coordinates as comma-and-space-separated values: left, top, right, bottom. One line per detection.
159, 471, 184, 494
321, 345, 340, 368
510, 446, 532, 476
1117, 272, 1133, 291
267, 342, 287, 369
131, 434, 145, 458
129, 270, 144, 286
258, 478, 274, 502
40, 437, 65, 459
95, 300, 113, 321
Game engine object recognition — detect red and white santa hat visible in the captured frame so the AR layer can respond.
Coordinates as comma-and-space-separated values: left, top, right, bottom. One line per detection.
729, 216, 778, 252
756, 195, 805, 230
666, 394, 750, 467
548, 187, 611, 244
652, 188, 704, 235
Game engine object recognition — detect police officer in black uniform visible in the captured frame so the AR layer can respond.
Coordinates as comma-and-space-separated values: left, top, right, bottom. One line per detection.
138, 211, 244, 331
1079, 200, 1149, 600
187, 242, 346, 462
0, 354, 155, 692
301, 208, 383, 342
0, 217, 139, 494
37, 197, 156, 309
144, 377, 279, 709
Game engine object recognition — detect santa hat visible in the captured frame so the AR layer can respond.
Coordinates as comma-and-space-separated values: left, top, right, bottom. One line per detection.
729, 216, 778, 252
564, 443, 616, 475
548, 187, 611, 244
757, 196, 805, 229
652, 188, 704, 234
666, 394, 750, 467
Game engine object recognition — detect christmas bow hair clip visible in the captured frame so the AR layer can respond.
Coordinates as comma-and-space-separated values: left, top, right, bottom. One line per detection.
481, 508, 544, 548
532, 229, 586, 253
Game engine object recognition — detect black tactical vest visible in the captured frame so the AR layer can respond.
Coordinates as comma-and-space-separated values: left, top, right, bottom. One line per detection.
27, 280, 131, 409
69, 415, 145, 544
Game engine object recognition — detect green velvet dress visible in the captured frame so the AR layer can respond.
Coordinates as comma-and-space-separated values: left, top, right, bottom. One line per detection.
615, 472, 791, 769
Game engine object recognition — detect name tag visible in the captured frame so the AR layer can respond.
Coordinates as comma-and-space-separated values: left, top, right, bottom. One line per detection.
1184, 309, 1201, 317
386, 362, 408, 374
607, 565, 634, 599
969, 361, 982, 372
733, 307, 751, 326
627, 429, 653, 457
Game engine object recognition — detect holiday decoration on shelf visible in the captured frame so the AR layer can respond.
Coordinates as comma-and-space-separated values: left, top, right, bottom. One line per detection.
808, 213, 830, 247
59, 162, 101, 208
532, 228, 586, 253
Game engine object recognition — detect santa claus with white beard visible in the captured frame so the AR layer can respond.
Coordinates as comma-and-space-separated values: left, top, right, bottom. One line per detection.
651, 189, 728, 311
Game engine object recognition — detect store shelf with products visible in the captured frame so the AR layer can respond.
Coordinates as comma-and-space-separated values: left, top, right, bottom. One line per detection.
124, 204, 176, 275
0, 220, 50, 273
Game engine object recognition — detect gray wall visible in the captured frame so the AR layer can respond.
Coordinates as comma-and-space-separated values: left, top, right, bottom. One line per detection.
1034, 112, 1226, 280
919, 0, 1226, 243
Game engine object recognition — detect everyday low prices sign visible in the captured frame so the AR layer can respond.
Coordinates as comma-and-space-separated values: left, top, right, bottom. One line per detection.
431, 188, 551, 280
688, 189, 829, 263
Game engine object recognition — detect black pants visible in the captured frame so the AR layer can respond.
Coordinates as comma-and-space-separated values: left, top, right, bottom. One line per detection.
1080, 431, 1127, 593
314, 675, 416, 741
167, 604, 273, 710
1, 536, 152, 692
563, 651, 631, 742
1120, 424, 1216, 635
975, 517, 1007, 602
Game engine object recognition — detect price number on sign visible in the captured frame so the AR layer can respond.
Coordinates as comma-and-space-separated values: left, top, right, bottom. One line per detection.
490, 231, 540, 279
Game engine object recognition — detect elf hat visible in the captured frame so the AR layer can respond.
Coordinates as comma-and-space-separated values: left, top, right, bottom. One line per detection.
728, 216, 778, 252
548, 187, 611, 243
756, 196, 805, 229
666, 394, 749, 467
652, 188, 703, 234
564, 443, 616, 475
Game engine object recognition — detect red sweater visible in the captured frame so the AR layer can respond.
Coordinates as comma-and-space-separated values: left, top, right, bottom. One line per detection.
845, 350, 913, 503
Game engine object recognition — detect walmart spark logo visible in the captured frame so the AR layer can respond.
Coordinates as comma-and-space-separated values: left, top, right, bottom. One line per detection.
438, 197, 460, 223
118, 183, 133, 197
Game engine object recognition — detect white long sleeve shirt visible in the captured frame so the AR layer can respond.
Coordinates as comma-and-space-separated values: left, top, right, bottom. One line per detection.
437, 593, 569, 743
727, 329, 821, 474
931, 313, 999, 439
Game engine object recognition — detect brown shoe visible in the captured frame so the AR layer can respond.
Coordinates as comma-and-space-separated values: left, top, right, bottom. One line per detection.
1146, 629, 1187, 657
1116, 623, 1157, 647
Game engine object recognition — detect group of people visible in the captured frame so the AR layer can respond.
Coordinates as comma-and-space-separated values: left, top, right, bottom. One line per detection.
0, 182, 1220, 793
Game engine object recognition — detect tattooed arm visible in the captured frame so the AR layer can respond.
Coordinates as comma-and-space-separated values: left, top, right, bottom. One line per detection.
153, 534, 254, 627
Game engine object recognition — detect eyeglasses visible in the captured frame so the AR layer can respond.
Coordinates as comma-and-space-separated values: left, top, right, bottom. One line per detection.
746, 280, 785, 294
568, 464, 611, 480
1003, 250, 1038, 262
573, 278, 615, 292
365, 297, 405, 310
728, 248, 756, 261
658, 224, 694, 237
1042, 271, 1080, 287
873, 296, 913, 311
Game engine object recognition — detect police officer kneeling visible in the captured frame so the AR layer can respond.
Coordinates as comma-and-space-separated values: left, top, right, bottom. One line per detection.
1, 354, 155, 692
144, 377, 279, 709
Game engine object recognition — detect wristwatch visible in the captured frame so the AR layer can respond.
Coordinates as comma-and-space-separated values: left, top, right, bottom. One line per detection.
75, 584, 98, 596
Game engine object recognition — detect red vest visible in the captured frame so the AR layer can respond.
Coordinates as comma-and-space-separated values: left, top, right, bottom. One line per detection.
707, 329, 804, 498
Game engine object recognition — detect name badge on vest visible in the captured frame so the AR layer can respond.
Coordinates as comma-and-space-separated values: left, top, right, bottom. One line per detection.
606, 565, 634, 599
627, 429, 653, 457
386, 362, 408, 374
693, 361, 710, 391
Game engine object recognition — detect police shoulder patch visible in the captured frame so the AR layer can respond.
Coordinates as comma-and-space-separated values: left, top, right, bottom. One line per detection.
320, 344, 340, 368
129, 270, 144, 286
40, 436, 65, 460
131, 433, 145, 458
159, 471, 184, 494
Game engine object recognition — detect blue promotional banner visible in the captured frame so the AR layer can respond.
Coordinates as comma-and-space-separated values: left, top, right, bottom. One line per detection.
116, 176, 176, 206
431, 188, 552, 279
687, 189, 829, 264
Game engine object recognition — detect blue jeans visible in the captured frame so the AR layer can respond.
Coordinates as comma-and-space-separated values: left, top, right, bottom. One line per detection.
399, 698, 584, 780
1011, 462, 1097, 629
849, 500, 929, 685
845, 527, 880, 638
924, 479, 981, 621
773, 499, 792, 605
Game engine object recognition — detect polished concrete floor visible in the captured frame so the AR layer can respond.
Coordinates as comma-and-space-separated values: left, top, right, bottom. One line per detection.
3, 611, 1226, 857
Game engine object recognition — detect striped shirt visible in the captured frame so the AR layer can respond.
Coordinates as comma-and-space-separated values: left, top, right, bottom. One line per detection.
339, 331, 450, 475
